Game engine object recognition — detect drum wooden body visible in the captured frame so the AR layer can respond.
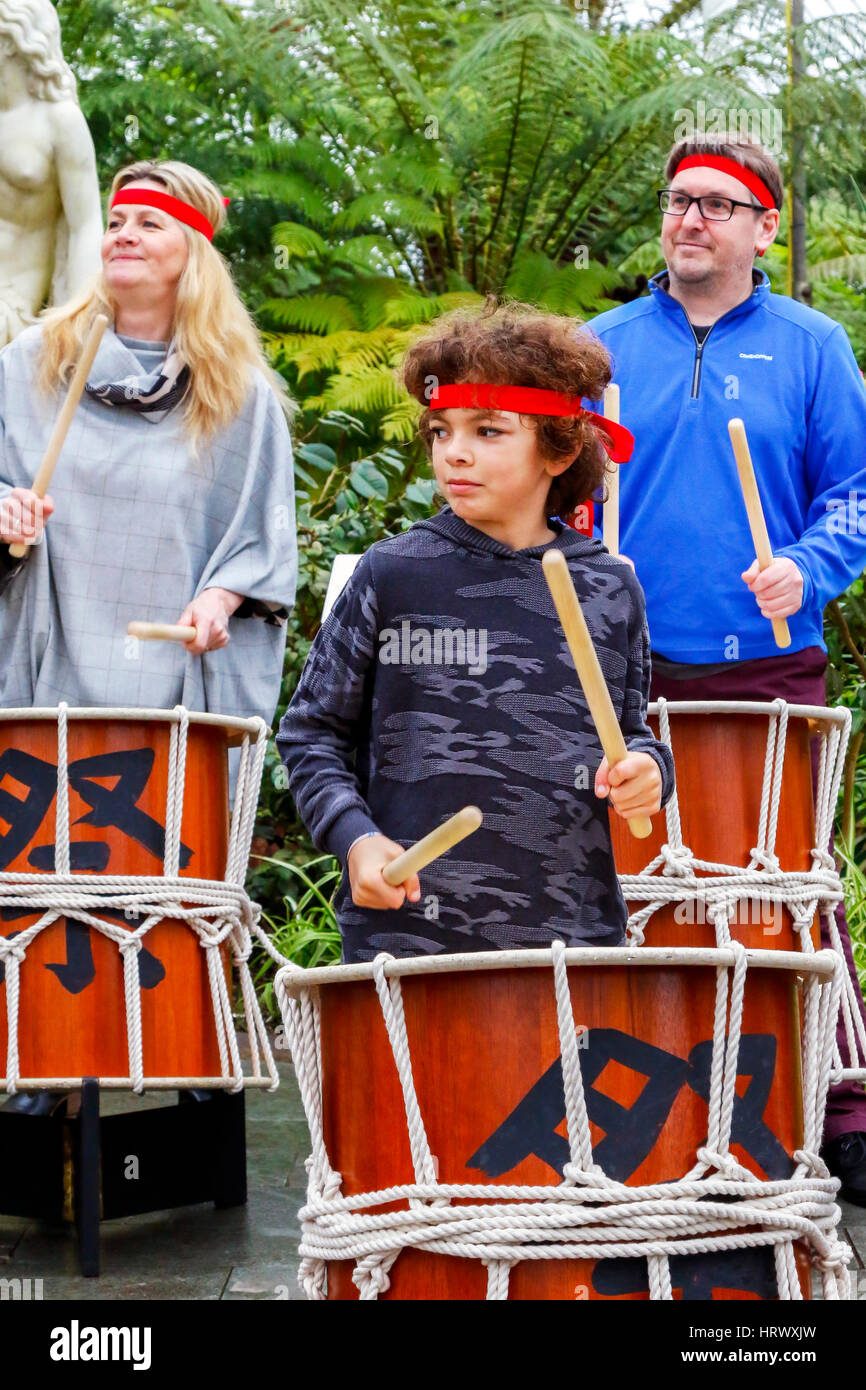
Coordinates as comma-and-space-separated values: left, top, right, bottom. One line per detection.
319, 957, 810, 1300
610, 708, 820, 950
0, 715, 230, 1082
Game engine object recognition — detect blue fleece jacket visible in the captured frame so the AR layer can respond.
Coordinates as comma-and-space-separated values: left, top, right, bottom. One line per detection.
585, 270, 866, 662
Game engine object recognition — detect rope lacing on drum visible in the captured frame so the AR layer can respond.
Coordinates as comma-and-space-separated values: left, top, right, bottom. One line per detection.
277, 943, 851, 1303
620, 699, 866, 1086
0, 704, 278, 1095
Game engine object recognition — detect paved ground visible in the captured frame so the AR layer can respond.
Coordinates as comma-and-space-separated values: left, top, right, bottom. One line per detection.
1, 1051, 863, 1301
0, 1050, 308, 1301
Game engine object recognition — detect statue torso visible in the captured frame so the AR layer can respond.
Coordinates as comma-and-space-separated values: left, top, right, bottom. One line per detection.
0, 101, 61, 231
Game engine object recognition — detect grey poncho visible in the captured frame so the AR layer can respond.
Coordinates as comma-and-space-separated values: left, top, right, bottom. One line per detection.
0, 324, 297, 729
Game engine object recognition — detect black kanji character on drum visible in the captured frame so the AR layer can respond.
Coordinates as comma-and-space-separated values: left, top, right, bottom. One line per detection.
67, 748, 193, 868
467, 1027, 793, 1184
0, 748, 56, 870
592, 1248, 779, 1301
0, 745, 187, 993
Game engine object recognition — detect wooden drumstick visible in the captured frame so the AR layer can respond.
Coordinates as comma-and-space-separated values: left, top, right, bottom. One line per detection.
127, 621, 198, 644
381, 806, 483, 886
9, 313, 110, 559
542, 549, 652, 839
728, 418, 791, 650
602, 383, 620, 557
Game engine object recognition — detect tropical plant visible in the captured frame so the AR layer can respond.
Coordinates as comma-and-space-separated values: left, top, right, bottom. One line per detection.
248, 854, 342, 1021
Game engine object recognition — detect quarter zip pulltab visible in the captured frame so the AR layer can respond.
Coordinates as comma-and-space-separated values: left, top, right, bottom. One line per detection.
688, 320, 716, 399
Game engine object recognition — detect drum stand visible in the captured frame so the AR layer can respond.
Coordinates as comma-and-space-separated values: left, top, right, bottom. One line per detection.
0, 1082, 247, 1276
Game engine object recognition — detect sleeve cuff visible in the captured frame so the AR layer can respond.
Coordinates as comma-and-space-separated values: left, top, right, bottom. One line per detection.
773, 547, 815, 610
644, 744, 675, 809
324, 806, 381, 867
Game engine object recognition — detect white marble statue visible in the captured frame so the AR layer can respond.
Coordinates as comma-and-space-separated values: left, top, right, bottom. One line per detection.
0, 0, 102, 345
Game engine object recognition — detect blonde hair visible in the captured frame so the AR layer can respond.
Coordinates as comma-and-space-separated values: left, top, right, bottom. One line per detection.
37, 159, 295, 452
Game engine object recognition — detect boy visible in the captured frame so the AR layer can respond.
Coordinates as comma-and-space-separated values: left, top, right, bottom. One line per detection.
277, 301, 674, 962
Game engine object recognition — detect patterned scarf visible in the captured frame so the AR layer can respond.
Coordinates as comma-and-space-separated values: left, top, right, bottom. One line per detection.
85, 340, 190, 420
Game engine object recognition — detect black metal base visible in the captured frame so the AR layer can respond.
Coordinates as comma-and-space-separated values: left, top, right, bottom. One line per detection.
0, 1083, 247, 1277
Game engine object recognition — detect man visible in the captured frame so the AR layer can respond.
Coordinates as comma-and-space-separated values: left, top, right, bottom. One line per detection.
586, 135, 866, 1202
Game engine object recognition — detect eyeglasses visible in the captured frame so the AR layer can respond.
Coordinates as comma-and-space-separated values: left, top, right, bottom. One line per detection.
657, 189, 766, 221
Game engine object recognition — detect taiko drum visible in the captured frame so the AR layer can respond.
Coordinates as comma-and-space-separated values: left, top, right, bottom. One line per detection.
610, 708, 820, 951
0, 715, 231, 1082
318, 957, 809, 1300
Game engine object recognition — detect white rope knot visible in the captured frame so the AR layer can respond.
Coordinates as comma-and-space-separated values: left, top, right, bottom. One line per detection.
810, 847, 836, 872
695, 1148, 754, 1182
792, 1149, 834, 1186
300, 1257, 328, 1301
561, 1161, 614, 1188
813, 1243, 851, 1273
625, 915, 647, 946
353, 1252, 399, 1301
749, 847, 780, 874
660, 843, 694, 876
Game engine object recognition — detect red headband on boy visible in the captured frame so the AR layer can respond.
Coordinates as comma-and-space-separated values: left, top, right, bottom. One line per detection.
427, 383, 635, 464
110, 187, 230, 241
673, 155, 776, 210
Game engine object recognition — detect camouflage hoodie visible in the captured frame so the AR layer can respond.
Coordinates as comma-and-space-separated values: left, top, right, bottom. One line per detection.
277, 504, 675, 962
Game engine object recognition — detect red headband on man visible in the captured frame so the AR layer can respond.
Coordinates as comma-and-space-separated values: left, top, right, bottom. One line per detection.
110, 187, 230, 241
427, 383, 635, 464
673, 155, 776, 210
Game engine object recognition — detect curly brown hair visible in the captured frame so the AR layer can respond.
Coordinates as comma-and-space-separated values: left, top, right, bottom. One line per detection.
398, 297, 615, 520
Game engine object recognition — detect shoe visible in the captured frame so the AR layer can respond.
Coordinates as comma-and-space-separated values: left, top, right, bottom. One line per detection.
822, 1131, 866, 1205
0, 1091, 68, 1117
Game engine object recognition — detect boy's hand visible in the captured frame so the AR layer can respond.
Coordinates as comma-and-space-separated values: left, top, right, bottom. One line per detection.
347, 833, 423, 910
595, 751, 662, 820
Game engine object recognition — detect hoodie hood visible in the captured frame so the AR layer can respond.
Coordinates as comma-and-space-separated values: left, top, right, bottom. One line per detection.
415, 503, 606, 561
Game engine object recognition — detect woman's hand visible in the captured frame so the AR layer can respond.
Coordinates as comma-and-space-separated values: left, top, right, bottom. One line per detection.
347, 833, 422, 910
177, 586, 243, 655
595, 751, 662, 820
0, 488, 54, 547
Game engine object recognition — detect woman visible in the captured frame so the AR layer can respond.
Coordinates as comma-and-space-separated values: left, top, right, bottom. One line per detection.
0, 159, 297, 729
0, 161, 296, 1116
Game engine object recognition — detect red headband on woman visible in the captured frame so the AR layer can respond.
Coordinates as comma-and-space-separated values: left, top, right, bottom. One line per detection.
427, 383, 635, 463
673, 155, 776, 210
110, 187, 230, 241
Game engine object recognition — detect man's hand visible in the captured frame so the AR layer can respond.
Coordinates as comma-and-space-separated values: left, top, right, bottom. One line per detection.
0, 488, 54, 546
347, 833, 422, 910
741, 557, 804, 619
595, 751, 662, 820
177, 586, 243, 655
